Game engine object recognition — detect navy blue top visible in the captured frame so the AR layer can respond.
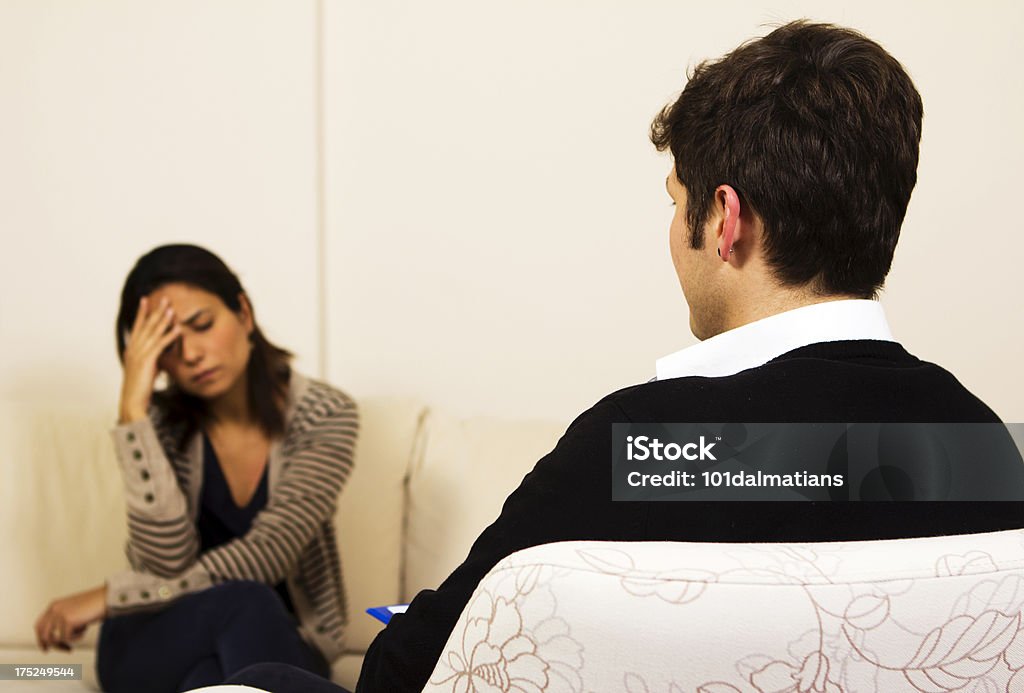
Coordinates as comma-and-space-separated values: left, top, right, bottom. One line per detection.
197, 432, 295, 615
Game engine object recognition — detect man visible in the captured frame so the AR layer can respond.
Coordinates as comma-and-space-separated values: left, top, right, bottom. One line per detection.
231, 20, 1024, 692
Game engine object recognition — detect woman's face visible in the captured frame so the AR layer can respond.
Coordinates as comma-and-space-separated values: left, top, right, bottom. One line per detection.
148, 283, 254, 400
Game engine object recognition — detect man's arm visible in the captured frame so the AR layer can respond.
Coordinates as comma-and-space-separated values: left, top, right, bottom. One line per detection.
357, 397, 643, 692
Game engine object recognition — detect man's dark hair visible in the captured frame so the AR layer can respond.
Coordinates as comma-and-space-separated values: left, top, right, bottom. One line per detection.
650, 20, 923, 297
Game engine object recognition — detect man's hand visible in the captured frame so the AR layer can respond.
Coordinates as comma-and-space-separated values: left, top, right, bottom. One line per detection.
34, 585, 108, 652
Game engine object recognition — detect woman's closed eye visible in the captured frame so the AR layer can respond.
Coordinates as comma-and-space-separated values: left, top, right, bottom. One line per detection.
159, 340, 179, 360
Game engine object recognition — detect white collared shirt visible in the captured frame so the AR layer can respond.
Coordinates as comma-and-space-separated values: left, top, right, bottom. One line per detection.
654, 299, 895, 381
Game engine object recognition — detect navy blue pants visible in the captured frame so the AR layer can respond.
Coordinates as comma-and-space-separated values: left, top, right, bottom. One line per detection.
226, 662, 351, 692
96, 581, 329, 693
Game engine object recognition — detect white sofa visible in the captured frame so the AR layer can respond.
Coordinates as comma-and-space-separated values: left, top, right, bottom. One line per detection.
6, 397, 1024, 693
425, 533, 1024, 692
0, 396, 566, 691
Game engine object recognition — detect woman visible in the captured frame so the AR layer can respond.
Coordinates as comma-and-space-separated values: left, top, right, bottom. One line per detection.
34, 244, 358, 692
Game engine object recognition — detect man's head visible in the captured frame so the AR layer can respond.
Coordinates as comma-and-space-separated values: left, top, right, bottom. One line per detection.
651, 21, 923, 338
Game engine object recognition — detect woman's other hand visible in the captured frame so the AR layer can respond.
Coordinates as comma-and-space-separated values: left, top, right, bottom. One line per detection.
119, 296, 180, 423
35, 585, 108, 652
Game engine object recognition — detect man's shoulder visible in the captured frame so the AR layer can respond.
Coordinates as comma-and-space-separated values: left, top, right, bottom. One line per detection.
562, 378, 723, 431
588, 340, 999, 424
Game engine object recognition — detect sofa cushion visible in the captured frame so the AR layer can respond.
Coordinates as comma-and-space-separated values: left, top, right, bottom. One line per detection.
333, 396, 427, 656
404, 411, 566, 600
0, 398, 128, 650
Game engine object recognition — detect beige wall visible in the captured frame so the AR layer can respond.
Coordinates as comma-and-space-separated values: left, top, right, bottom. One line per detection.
0, 0, 322, 413
2, 1, 1021, 422
324, 0, 1024, 421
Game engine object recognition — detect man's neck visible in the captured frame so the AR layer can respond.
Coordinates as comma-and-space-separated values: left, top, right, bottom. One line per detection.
659, 297, 894, 380
711, 288, 864, 339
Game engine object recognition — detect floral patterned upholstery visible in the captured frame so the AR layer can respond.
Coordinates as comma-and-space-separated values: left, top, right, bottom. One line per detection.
424, 530, 1024, 693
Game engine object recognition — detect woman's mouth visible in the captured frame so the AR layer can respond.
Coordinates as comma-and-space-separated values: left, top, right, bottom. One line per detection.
193, 367, 219, 384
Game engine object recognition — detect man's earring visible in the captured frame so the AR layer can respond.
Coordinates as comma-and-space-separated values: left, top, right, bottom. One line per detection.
717, 247, 736, 257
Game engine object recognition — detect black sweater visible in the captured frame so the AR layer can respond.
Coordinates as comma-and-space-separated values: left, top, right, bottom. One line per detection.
357, 340, 1024, 691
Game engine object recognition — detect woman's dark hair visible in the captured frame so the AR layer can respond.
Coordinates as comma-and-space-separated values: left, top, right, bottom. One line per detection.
115, 244, 292, 448
650, 20, 923, 298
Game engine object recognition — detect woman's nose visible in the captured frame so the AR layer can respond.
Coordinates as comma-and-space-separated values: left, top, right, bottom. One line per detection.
180, 335, 203, 364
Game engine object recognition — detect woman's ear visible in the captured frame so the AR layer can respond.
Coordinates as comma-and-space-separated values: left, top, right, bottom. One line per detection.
237, 293, 255, 335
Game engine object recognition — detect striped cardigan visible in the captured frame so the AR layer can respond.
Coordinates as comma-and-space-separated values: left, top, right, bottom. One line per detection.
105, 372, 358, 661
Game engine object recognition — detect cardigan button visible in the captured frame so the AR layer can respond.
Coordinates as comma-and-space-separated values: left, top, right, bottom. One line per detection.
141, 470, 150, 481
144, 493, 154, 503
140, 591, 150, 600
157, 586, 172, 599
126, 432, 136, 442
180, 580, 189, 589
119, 593, 127, 603
132, 450, 142, 461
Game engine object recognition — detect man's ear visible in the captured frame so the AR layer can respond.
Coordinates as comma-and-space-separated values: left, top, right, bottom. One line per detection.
715, 184, 743, 262
237, 293, 255, 335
